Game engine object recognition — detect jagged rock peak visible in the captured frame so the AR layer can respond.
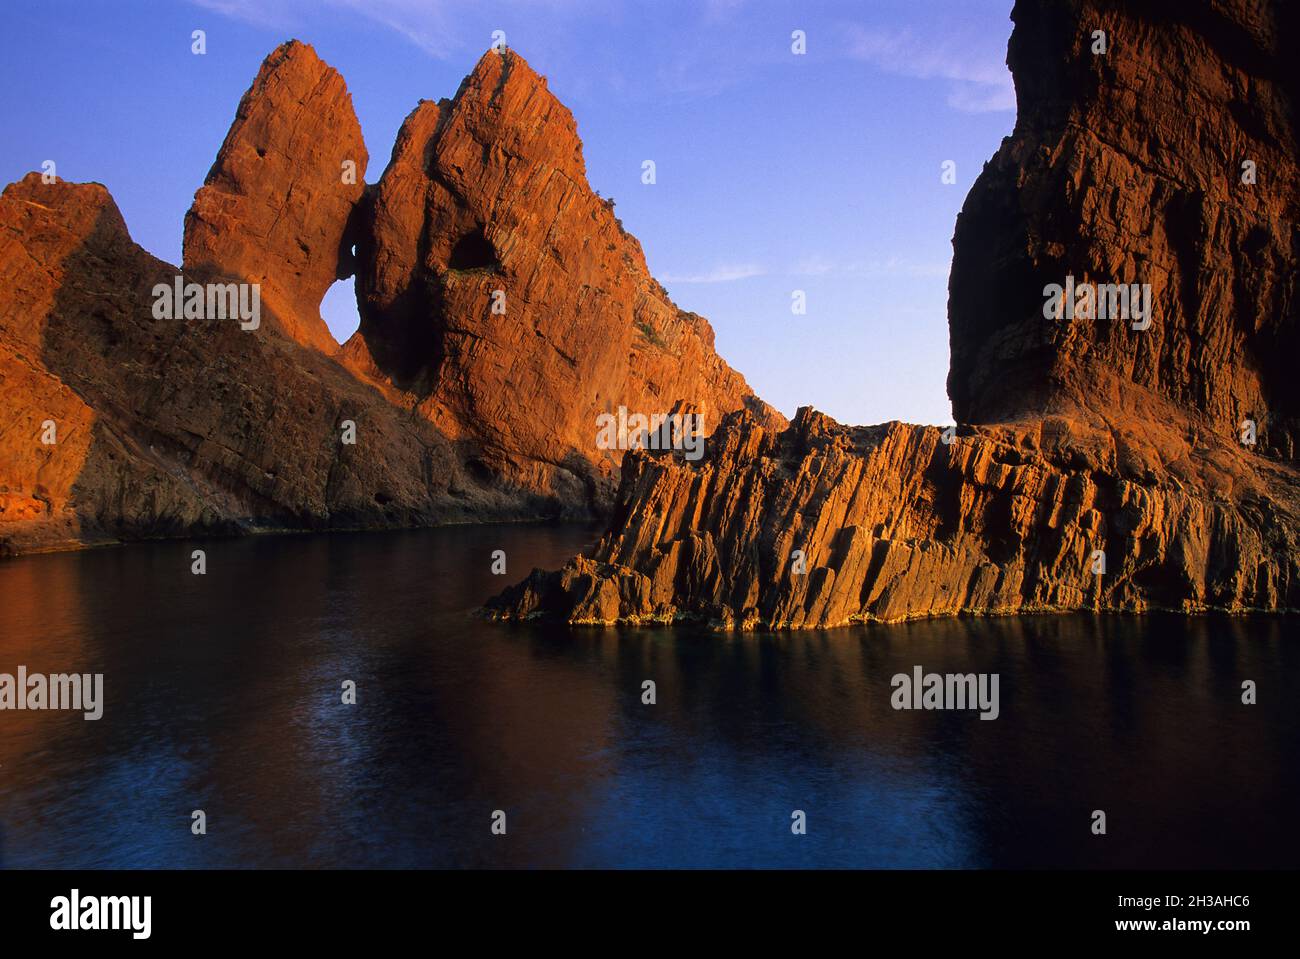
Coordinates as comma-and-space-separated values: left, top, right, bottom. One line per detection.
183, 39, 369, 354
349, 45, 781, 510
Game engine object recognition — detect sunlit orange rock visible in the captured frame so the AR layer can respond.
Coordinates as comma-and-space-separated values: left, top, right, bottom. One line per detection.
489, 0, 1300, 627
0, 44, 775, 554
348, 49, 780, 508
183, 40, 367, 355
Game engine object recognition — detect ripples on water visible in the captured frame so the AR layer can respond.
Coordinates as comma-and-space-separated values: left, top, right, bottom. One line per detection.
0, 523, 1296, 868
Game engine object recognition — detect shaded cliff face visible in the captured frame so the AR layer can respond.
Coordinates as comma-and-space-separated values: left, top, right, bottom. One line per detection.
0, 43, 770, 555
949, 0, 1300, 460
490, 0, 1300, 628
347, 50, 780, 506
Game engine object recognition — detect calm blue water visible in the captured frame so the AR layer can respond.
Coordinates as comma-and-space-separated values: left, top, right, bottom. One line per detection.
1, 523, 1297, 868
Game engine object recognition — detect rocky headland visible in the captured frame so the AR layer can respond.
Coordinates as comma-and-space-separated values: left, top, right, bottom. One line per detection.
489, 0, 1300, 628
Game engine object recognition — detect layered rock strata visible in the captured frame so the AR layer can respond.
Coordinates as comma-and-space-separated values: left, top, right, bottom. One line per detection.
490, 407, 1300, 627
489, 0, 1300, 628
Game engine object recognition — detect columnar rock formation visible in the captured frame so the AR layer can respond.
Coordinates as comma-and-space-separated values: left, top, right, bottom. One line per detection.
491, 407, 1300, 627
0, 42, 772, 555
489, 0, 1300, 628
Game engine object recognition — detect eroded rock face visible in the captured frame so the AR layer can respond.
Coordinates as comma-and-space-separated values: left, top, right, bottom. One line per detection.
949, 0, 1300, 459
348, 50, 780, 511
489, 0, 1300, 628
0, 177, 108, 551
183, 40, 367, 355
490, 407, 1300, 627
0, 43, 772, 554
182, 40, 366, 356
0, 172, 532, 555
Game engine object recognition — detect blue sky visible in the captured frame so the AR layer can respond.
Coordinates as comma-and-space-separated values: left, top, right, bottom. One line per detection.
2, 0, 1015, 427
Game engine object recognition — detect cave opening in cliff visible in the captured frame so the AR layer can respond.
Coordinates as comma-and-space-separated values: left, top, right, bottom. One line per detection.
448, 227, 500, 271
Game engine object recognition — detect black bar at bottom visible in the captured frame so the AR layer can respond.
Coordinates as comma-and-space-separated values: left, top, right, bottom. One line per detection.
0, 869, 1289, 946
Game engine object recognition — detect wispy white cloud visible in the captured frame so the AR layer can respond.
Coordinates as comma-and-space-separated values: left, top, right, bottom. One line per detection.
790, 255, 836, 277
844, 25, 1014, 114
194, 0, 756, 98
192, 2, 1015, 114
329, 0, 459, 58
190, 0, 302, 33
660, 263, 765, 284
191, 0, 477, 59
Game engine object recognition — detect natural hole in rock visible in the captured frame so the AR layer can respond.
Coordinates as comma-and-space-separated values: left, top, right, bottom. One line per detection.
320, 276, 361, 344
448, 228, 499, 271
465, 457, 495, 485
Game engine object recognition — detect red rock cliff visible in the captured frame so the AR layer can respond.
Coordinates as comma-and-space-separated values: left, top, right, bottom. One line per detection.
183, 41, 367, 355
949, 0, 1300, 461
0, 43, 773, 555
489, 0, 1300, 628
346, 49, 780, 509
